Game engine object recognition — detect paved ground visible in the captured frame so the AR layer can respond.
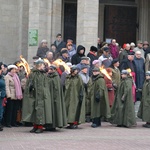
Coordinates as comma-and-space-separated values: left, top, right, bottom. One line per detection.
0, 121, 150, 150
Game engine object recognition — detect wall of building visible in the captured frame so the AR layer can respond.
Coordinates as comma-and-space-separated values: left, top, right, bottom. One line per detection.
0, 0, 20, 64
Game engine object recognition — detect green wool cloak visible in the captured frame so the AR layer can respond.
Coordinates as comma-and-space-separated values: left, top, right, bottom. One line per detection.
22, 69, 52, 125
138, 79, 150, 122
110, 77, 136, 127
65, 74, 85, 124
47, 72, 67, 128
90, 74, 111, 119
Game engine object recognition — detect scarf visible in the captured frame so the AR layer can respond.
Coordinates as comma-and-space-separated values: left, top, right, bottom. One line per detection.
8, 72, 23, 100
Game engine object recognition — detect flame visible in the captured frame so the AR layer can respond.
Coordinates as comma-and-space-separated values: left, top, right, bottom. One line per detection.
100, 66, 112, 80
43, 58, 51, 67
126, 68, 132, 76
16, 55, 31, 76
53, 59, 70, 74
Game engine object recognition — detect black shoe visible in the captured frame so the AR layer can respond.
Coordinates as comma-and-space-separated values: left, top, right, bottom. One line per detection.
45, 128, 56, 131
35, 128, 43, 133
12, 124, 19, 127
30, 128, 37, 133
0, 126, 3, 131
6, 125, 12, 128
116, 125, 122, 127
143, 124, 150, 128
70, 124, 78, 129
91, 123, 98, 128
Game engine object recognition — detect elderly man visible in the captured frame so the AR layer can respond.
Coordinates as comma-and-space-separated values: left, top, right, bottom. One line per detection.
134, 51, 145, 101
133, 40, 145, 59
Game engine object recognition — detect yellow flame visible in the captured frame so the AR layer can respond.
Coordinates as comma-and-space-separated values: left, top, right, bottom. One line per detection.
43, 58, 51, 67
100, 66, 112, 80
53, 59, 70, 74
16, 55, 31, 76
126, 68, 132, 76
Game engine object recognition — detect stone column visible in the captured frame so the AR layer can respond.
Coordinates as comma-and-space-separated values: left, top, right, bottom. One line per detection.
139, 0, 149, 41
76, 0, 99, 54
98, 3, 105, 41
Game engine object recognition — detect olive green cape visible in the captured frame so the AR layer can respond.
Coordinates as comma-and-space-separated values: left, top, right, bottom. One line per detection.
22, 69, 52, 125
110, 77, 136, 127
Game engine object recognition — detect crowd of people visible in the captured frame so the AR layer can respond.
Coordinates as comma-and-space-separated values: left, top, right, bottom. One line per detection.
0, 33, 150, 133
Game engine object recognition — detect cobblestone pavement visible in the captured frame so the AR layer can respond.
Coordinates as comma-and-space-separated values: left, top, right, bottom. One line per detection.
0, 121, 150, 150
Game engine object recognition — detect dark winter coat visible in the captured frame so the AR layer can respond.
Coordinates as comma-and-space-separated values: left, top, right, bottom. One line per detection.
47, 72, 67, 128
138, 79, 150, 122
36, 47, 49, 58
22, 69, 52, 125
133, 57, 145, 89
87, 51, 98, 66
71, 45, 85, 65
110, 77, 136, 127
54, 41, 66, 54
90, 74, 111, 119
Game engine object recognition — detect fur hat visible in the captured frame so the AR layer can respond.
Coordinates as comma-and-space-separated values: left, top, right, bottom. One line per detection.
7, 65, 18, 70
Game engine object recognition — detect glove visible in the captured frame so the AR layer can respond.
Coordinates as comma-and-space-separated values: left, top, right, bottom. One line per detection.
95, 91, 100, 102
29, 81, 34, 92
112, 83, 117, 89
121, 95, 125, 102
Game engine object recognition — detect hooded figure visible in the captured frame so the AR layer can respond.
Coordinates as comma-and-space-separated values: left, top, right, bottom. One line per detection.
22, 59, 52, 133
64, 65, 85, 129
110, 70, 136, 128
71, 45, 85, 65
138, 71, 150, 128
90, 67, 111, 128
46, 65, 67, 130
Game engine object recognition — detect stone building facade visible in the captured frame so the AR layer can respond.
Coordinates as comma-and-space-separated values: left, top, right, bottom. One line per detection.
0, 0, 150, 63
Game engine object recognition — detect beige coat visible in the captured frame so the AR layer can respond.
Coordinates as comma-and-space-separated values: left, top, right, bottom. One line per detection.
5, 74, 16, 100
145, 53, 150, 72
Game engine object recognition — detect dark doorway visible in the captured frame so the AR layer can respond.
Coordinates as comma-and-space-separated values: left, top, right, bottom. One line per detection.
104, 5, 137, 47
63, 1, 77, 43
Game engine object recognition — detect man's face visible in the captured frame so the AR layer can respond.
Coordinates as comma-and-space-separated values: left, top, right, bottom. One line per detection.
125, 45, 130, 50
62, 53, 68, 58
56, 36, 62, 42
93, 71, 100, 76
146, 75, 150, 80
135, 52, 141, 59
128, 55, 134, 61
38, 63, 45, 70
67, 45, 73, 50
42, 42, 47, 47
97, 38, 101, 44
82, 68, 88, 74
112, 39, 116, 45
137, 43, 143, 48
103, 51, 109, 56
143, 44, 148, 49
47, 52, 53, 59
121, 74, 127, 78
79, 49, 84, 54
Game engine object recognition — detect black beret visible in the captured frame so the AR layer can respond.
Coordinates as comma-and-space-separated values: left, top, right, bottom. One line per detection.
90, 46, 98, 52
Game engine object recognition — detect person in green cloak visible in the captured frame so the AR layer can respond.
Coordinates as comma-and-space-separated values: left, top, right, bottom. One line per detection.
138, 71, 150, 128
90, 67, 111, 128
110, 70, 136, 128
64, 65, 85, 129
46, 65, 67, 131
22, 59, 52, 133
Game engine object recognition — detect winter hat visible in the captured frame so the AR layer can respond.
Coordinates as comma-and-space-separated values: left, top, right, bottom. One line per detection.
7, 65, 18, 70
103, 47, 110, 52
92, 67, 100, 72
67, 42, 73, 46
81, 64, 88, 70
90, 46, 98, 52
111, 58, 119, 65
41, 39, 47, 43
34, 58, 44, 65
70, 65, 78, 72
92, 60, 99, 65
146, 71, 150, 76
49, 65, 56, 70
121, 70, 129, 75
130, 42, 135, 47
128, 51, 135, 55
61, 49, 68, 55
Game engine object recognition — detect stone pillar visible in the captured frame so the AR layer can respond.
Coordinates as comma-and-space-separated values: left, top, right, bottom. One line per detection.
148, 1, 150, 42
139, 0, 149, 41
98, 4, 105, 41
76, 0, 99, 54
27, 0, 62, 63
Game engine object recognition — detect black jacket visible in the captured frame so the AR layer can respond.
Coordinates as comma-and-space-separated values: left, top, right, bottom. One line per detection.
54, 41, 66, 54
87, 52, 98, 66
36, 47, 49, 58
71, 45, 85, 65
